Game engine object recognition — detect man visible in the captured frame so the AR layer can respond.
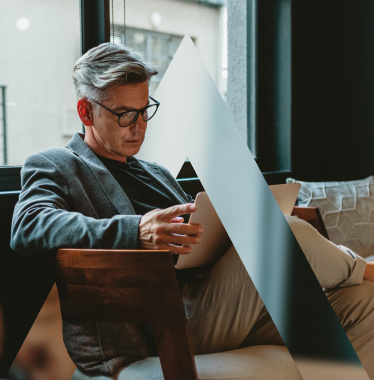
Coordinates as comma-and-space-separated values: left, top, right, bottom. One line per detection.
11, 43, 374, 377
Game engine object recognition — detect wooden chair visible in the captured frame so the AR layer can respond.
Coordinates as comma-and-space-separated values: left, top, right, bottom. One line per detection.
1, 172, 320, 379
55, 248, 198, 380
55, 248, 301, 380
53, 182, 327, 380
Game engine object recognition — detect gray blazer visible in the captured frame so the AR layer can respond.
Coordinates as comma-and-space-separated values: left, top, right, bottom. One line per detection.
11, 133, 190, 375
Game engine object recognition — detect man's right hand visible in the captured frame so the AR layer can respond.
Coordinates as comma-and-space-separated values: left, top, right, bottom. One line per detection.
138, 203, 203, 255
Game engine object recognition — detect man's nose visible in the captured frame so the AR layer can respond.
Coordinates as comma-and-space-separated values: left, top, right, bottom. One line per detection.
131, 115, 147, 131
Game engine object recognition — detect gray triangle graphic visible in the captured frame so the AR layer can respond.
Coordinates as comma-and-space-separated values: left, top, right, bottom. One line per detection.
139, 36, 367, 378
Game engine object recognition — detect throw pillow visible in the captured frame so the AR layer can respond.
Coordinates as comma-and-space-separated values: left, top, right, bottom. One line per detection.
286, 176, 374, 258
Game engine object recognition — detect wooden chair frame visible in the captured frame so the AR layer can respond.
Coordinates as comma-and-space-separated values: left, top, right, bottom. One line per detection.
55, 248, 198, 380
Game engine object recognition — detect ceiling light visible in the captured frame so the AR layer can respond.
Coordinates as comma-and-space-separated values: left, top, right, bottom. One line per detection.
16, 18, 30, 31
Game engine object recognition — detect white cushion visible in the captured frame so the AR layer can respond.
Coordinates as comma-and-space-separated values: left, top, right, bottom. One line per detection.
72, 345, 301, 380
287, 176, 374, 258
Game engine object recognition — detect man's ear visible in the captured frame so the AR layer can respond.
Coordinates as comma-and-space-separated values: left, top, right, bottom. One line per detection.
77, 99, 94, 127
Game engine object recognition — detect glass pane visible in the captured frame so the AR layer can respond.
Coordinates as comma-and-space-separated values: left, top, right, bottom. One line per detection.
149, 36, 167, 56
127, 29, 146, 53
0, 0, 80, 166
113, 0, 227, 98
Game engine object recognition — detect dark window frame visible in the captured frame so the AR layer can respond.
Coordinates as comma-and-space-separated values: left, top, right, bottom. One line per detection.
253, 0, 292, 175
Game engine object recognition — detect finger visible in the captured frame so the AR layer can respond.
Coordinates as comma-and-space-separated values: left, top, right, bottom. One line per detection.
163, 222, 203, 236
167, 234, 202, 246
159, 203, 197, 220
151, 231, 202, 246
169, 244, 192, 255
170, 216, 185, 223
151, 242, 193, 255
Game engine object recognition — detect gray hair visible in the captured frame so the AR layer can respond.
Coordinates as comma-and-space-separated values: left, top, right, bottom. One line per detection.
73, 43, 158, 102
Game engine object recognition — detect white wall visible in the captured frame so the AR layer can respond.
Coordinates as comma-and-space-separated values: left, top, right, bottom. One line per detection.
0, 0, 80, 165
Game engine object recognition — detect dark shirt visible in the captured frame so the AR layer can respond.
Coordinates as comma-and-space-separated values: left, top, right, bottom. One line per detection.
96, 154, 193, 215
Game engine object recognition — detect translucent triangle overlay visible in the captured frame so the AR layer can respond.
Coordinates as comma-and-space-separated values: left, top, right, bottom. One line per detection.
138, 36, 367, 378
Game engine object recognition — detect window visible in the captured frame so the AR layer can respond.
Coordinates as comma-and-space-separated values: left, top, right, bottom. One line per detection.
114, 27, 185, 94
0, 0, 227, 167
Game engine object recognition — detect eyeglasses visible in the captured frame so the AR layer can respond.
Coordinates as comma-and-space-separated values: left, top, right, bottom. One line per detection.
92, 96, 160, 128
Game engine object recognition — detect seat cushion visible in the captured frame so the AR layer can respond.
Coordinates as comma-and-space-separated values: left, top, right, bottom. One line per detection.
72, 345, 301, 380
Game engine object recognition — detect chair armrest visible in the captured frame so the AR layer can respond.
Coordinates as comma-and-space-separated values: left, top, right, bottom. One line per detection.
54, 248, 198, 380
55, 249, 183, 323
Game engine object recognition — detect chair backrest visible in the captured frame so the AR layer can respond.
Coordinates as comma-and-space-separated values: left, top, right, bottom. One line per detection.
0, 190, 55, 375
55, 248, 198, 380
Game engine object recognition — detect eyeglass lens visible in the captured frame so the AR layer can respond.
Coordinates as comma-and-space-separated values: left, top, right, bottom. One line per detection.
119, 104, 158, 127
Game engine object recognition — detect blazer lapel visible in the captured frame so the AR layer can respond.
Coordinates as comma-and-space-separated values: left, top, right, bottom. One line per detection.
68, 133, 188, 214
67, 133, 136, 215
133, 159, 188, 204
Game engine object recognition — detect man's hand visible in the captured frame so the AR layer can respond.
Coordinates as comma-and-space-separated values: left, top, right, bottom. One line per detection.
138, 203, 203, 254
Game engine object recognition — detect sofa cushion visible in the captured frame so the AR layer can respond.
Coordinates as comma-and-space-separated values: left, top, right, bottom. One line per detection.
286, 176, 374, 258
72, 345, 301, 380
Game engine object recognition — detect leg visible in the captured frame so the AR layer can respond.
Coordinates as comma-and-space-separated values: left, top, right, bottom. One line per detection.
181, 245, 282, 354
239, 304, 284, 347
288, 215, 374, 376
285, 215, 367, 289
326, 281, 374, 378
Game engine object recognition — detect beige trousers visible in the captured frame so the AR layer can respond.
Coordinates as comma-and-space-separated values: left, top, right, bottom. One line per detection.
182, 215, 374, 378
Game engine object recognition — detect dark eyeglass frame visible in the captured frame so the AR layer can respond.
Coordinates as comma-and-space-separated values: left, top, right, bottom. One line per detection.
92, 96, 160, 128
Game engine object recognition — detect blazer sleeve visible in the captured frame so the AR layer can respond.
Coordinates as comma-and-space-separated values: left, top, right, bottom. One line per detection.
11, 153, 141, 254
